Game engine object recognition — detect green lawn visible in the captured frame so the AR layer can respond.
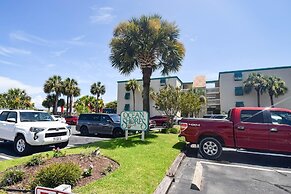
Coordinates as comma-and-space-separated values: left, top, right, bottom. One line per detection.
0, 133, 184, 194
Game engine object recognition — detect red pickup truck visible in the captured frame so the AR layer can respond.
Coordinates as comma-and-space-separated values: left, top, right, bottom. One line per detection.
179, 107, 291, 159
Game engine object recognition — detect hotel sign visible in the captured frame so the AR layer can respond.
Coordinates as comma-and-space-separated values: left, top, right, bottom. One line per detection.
120, 111, 149, 131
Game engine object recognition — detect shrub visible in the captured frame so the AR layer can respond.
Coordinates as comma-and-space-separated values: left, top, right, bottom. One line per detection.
82, 165, 93, 177
169, 127, 180, 134
31, 162, 82, 189
26, 154, 45, 166
0, 169, 24, 186
161, 128, 170, 134
52, 147, 66, 158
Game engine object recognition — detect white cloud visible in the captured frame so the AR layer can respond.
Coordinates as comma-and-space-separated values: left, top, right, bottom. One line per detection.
72, 35, 86, 41
0, 59, 20, 67
47, 64, 56, 68
0, 46, 31, 57
0, 76, 42, 95
51, 48, 70, 57
31, 95, 45, 109
90, 6, 115, 23
9, 31, 51, 46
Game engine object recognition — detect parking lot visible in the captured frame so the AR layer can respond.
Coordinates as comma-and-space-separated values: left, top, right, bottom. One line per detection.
168, 147, 291, 194
0, 126, 110, 161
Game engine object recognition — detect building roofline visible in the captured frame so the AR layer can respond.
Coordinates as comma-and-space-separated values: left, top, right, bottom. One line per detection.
219, 65, 291, 75
206, 80, 218, 84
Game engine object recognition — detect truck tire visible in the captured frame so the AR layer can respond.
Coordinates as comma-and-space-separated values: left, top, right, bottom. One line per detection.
80, 126, 89, 136
199, 137, 222, 160
14, 135, 32, 156
113, 128, 124, 138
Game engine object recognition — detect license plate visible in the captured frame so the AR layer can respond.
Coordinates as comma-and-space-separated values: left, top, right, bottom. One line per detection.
53, 137, 62, 141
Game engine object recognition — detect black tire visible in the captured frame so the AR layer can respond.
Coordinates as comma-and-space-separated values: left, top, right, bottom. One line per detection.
55, 141, 69, 149
199, 137, 222, 160
80, 126, 89, 136
113, 128, 124, 138
14, 135, 31, 156
162, 122, 168, 128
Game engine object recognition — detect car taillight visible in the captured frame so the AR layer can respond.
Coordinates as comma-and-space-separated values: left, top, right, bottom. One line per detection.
180, 122, 188, 132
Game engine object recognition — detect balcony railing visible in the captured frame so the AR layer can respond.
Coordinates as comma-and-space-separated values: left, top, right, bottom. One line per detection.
206, 87, 219, 94
207, 99, 220, 106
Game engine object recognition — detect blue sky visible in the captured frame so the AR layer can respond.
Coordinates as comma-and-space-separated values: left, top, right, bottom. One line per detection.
1, 0, 291, 108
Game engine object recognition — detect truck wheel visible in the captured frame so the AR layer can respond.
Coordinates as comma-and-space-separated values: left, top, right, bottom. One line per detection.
80, 126, 89, 136
199, 137, 222, 160
162, 122, 168, 128
113, 128, 124, 138
55, 141, 69, 149
14, 135, 31, 156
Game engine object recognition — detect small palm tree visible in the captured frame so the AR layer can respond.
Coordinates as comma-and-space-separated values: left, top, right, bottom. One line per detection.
90, 82, 106, 112
5, 88, 33, 109
244, 73, 266, 107
42, 94, 55, 112
110, 15, 185, 115
44, 75, 63, 114
63, 78, 80, 115
125, 79, 140, 111
263, 76, 288, 107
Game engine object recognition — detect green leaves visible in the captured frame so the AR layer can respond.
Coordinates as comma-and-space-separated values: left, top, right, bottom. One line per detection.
0, 88, 34, 109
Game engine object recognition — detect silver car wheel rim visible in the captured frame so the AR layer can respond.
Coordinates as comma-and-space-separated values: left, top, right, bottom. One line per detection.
17, 139, 26, 152
203, 141, 218, 156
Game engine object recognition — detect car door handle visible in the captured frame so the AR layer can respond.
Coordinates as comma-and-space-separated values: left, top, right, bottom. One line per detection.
270, 128, 278, 132
237, 126, 245, 130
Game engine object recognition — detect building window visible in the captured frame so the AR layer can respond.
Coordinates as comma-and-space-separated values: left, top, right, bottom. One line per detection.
236, 101, 244, 107
124, 92, 130, 100
235, 87, 244, 96
234, 72, 242, 81
124, 104, 130, 111
160, 78, 166, 86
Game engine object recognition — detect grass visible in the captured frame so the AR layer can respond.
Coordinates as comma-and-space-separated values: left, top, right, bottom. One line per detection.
0, 132, 184, 194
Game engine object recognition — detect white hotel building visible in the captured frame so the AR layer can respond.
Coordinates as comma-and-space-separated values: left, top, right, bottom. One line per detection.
117, 66, 291, 116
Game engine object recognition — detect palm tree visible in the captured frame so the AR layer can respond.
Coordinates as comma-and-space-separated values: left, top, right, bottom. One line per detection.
109, 15, 185, 115
5, 88, 33, 109
244, 73, 266, 107
63, 78, 80, 115
125, 79, 140, 111
42, 94, 55, 112
90, 82, 106, 112
263, 76, 288, 107
44, 75, 63, 114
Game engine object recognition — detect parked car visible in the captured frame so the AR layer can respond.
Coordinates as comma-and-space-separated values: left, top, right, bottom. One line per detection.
76, 113, 124, 137
51, 115, 66, 123
203, 114, 228, 119
150, 115, 169, 127
0, 110, 71, 155
65, 115, 78, 125
149, 119, 156, 128
179, 107, 291, 160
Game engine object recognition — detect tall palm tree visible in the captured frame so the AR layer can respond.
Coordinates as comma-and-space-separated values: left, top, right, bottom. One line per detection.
263, 76, 288, 107
244, 73, 266, 107
63, 78, 80, 115
109, 15, 185, 115
44, 75, 63, 114
42, 94, 55, 112
90, 82, 106, 112
5, 88, 33, 109
125, 79, 140, 111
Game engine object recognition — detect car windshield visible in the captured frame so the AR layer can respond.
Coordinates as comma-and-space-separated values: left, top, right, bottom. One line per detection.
110, 114, 120, 123
20, 112, 53, 122
54, 115, 60, 118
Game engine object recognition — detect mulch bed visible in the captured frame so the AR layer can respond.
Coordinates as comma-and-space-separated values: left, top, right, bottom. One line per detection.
0, 153, 119, 192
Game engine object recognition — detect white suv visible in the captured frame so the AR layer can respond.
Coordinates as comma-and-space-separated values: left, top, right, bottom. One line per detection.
0, 110, 71, 155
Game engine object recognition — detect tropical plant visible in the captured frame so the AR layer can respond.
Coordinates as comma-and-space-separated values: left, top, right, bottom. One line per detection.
57, 98, 65, 113
125, 79, 140, 111
263, 76, 288, 107
90, 82, 106, 112
74, 95, 97, 114
105, 100, 117, 110
63, 78, 80, 115
2, 88, 34, 109
43, 75, 63, 114
180, 89, 206, 117
110, 14, 185, 115
42, 94, 55, 112
151, 85, 181, 128
243, 73, 267, 107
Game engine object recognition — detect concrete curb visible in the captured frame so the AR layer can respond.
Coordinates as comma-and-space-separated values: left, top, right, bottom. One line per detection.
153, 152, 186, 194
191, 161, 203, 191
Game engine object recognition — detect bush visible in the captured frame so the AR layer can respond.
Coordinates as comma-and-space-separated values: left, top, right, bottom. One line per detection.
26, 154, 45, 166
82, 165, 93, 177
169, 127, 180, 134
0, 169, 25, 186
31, 162, 82, 189
161, 128, 170, 134
52, 147, 66, 158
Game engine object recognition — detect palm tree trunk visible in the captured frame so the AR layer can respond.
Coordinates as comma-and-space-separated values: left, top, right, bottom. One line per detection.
70, 95, 73, 115
142, 68, 152, 115
66, 96, 69, 115
54, 94, 58, 114
96, 94, 99, 113
133, 89, 136, 111
256, 90, 261, 107
270, 95, 274, 107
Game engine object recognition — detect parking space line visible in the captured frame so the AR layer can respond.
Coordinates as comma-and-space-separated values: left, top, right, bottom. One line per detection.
200, 161, 291, 174
0, 155, 12, 160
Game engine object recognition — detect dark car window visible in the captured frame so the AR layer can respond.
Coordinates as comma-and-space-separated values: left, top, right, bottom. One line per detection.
240, 110, 265, 123
270, 111, 291, 126
79, 114, 101, 121
7, 112, 17, 121
101, 115, 111, 122
110, 114, 120, 123
0, 111, 9, 121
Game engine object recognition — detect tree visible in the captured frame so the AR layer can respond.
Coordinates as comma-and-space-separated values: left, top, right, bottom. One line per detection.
90, 82, 105, 112
110, 15, 185, 115
125, 79, 140, 111
105, 100, 117, 110
74, 95, 97, 114
44, 75, 63, 114
243, 73, 266, 107
42, 94, 55, 112
151, 85, 181, 127
63, 78, 80, 115
0, 93, 8, 108
180, 89, 206, 117
3, 88, 34, 109
263, 76, 288, 107
57, 98, 65, 113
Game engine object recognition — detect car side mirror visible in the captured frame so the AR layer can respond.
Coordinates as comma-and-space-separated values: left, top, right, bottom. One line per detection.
7, 118, 16, 123
107, 120, 113, 124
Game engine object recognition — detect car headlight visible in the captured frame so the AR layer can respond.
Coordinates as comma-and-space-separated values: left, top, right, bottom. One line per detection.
30, 127, 45, 133
66, 125, 72, 130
